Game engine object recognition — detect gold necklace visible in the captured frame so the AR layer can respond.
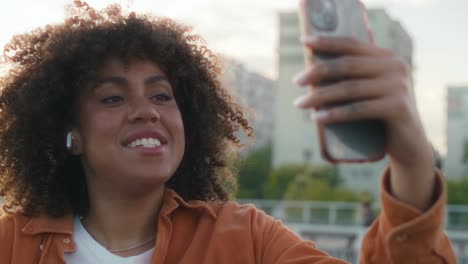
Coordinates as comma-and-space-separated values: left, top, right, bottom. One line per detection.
79, 216, 156, 253
107, 236, 156, 253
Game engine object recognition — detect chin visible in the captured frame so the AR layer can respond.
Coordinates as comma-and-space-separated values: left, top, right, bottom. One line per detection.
128, 169, 172, 185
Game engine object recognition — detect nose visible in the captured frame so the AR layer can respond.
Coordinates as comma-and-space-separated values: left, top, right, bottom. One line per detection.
127, 97, 160, 123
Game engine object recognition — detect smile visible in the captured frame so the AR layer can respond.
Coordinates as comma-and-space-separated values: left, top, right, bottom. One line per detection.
126, 138, 162, 148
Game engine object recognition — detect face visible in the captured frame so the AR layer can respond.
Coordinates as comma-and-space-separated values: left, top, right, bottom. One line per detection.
72, 58, 185, 191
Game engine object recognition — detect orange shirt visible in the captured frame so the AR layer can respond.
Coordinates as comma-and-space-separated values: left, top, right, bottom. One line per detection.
0, 169, 457, 263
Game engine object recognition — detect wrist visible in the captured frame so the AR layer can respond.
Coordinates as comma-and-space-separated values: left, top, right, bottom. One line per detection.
388, 154, 437, 211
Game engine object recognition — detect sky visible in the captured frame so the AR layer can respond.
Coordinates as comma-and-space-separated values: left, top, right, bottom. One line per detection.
0, 0, 467, 155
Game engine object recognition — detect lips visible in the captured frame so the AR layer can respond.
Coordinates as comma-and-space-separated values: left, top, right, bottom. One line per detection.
122, 130, 168, 148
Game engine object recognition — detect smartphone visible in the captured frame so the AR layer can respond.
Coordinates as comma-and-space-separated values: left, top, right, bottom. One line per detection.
298, 0, 386, 163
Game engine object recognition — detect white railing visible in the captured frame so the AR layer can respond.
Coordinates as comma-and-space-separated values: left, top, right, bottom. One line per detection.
237, 199, 468, 230
238, 199, 468, 263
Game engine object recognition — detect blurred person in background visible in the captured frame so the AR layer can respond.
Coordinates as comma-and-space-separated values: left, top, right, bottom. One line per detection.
360, 201, 376, 227
0, 1, 455, 263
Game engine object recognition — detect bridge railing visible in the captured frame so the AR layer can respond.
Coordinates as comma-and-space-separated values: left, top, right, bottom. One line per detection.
237, 199, 468, 230
238, 199, 468, 263
445, 204, 468, 230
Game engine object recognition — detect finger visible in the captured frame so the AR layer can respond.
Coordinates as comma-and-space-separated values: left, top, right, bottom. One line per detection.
293, 66, 316, 87
293, 92, 315, 109
313, 97, 398, 124
302, 36, 393, 57
294, 76, 411, 110
295, 78, 391, 109
294, 56, 409, 87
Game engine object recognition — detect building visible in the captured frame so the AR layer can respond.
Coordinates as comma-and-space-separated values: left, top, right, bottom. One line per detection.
220, 57, 275, 153
272, 12, 326, 166
367, 8, 414, 92
367, 8, 413, 69
445, 85, 468, 179
272, 8, 414, 198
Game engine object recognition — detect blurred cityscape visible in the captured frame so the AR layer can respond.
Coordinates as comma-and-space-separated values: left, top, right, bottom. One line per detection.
219, 8, 468, 263
224, 8, 415, 199
1, 3, 468, 263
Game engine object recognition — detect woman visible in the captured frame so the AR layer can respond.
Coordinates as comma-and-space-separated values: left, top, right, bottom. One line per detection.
0, 1, 456, 263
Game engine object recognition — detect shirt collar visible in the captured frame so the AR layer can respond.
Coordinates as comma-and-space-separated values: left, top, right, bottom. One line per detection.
161, 188, 218, 220
22, 212, 74, 236
22, 187, 217, 235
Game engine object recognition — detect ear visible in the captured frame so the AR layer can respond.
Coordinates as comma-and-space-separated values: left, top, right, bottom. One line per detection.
69, 129, 83, 155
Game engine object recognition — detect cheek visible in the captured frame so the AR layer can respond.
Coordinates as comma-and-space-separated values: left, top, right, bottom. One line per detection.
168, 109, 185, 151
176, 115, 185, 147
79, 110, 122, 142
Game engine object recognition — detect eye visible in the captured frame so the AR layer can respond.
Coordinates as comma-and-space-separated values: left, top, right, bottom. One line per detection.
100, 96, 123, 104
152, 93, 173, 102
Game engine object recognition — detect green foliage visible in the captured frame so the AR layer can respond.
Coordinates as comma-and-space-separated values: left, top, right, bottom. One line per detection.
284, 176, 333, 201
263, 164, 342, 199
447, 178, 468, 204
464, 140, 468, 163
236, 149, 373, 202
220, 150, 242, 199
302, 165, 341, 188
263, 164, 305, 199
236, 145, 272, 199
446, 178, 468, 229
284, 167, 373, 202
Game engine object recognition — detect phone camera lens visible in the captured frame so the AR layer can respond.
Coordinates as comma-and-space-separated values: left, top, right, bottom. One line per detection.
323, 13, 335, 27
309, 0, 338, 31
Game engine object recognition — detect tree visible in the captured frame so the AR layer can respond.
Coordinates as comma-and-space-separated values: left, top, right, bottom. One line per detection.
284, 176, 333, 201
283, 166, 373, 202
446, 178, 468, 228
284, 176, 369, 202
447, 178, 468, 204
263, 164, 306, 199
263, 164, 344, 200
301, 165, 341, 188
236, 145, 272, 199
463, 140, 468, 163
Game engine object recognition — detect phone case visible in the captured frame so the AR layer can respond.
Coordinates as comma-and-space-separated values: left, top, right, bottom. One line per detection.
298, 0, 386, 163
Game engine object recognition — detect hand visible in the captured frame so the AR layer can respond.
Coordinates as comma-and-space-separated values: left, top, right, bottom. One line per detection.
293, 36, 436, 210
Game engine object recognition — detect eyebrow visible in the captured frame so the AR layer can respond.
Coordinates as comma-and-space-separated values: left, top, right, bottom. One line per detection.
95, 75, 170, 87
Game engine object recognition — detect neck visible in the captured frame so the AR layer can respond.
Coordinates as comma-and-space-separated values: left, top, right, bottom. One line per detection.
82, 181, 165, 257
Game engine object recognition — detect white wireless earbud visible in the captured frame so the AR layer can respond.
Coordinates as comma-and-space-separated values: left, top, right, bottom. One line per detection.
66, 131, 73, 151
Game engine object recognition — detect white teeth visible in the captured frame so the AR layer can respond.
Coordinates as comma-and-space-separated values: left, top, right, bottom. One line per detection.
135, 139, 142, 146
127, 138, 162, 148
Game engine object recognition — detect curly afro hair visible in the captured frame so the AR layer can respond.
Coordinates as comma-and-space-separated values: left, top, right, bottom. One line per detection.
0, 1, 252, 217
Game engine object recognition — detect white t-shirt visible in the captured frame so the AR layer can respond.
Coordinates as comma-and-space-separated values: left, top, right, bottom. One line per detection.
64, 217, 154, 264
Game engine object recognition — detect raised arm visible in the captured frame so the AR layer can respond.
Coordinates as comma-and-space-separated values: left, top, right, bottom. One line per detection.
293, 36, 456, 263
